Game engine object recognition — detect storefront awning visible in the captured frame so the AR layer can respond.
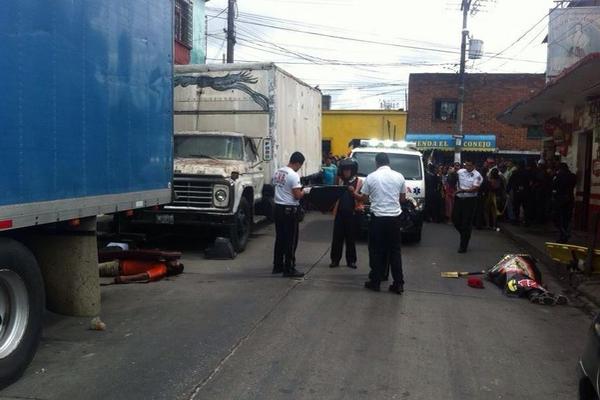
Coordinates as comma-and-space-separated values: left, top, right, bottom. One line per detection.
406, 134, 496, 152
498, 53, 600, 126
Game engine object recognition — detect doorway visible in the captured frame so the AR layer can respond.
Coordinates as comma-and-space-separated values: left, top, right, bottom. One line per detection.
578, 131, 593, 230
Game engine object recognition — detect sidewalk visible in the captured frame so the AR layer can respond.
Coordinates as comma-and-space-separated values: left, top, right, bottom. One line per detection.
499, 222, 600, 311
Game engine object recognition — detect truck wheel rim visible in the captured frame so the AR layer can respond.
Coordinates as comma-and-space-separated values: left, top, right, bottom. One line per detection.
0, 269, 29, 359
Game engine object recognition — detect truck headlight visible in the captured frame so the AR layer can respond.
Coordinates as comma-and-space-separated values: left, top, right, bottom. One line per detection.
215, 190, 227, 202
213, 185, 230, 208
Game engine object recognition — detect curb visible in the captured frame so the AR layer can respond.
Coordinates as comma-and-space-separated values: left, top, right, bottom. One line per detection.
499, 224, 600, 315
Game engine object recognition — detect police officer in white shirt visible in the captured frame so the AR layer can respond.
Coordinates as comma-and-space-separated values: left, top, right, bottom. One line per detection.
357, 153, 406, 294
272, 152, 306, 278
452, 160, 483, 253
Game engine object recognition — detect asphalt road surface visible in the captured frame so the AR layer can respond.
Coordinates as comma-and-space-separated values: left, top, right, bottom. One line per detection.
0, 213, 592, 400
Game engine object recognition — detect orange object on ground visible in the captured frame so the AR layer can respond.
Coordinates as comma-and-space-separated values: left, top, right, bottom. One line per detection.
120, 259, 166, 276
146, 265, 168, 281
114, 265, 168, 284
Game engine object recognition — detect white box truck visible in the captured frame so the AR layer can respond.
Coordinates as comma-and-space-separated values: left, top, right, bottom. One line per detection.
133, 63, 322, 251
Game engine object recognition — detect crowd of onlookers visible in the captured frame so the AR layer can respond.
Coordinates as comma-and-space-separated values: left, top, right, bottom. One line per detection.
424, 157, 577, 242
319, 153, 578, 243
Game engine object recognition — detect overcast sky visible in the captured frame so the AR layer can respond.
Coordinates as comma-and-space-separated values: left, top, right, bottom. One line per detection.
205, 0, 556, 109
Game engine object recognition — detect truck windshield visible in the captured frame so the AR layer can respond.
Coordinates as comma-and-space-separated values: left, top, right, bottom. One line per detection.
174, 135, 243, 160
353, 152, 423, 180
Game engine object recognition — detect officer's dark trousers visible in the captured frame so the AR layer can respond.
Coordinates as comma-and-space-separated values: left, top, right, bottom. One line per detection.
273, 205, 299, 272
330, 212, 358, 265
452, 196, 477, 251
368, 216, 404, 286
513, 190, 533, 224
554, 199, 574, 243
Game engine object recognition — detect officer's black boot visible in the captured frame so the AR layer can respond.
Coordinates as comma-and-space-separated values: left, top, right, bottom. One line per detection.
283, 268, 305, 278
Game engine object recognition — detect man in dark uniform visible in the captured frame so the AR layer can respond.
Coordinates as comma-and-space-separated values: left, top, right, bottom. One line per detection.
272, 152, 306, 278
507, 161, 532, 225
424, 163, 441, 223
553, 162, 577, 243
329, 159, 363, 269
357, 153, 406, 294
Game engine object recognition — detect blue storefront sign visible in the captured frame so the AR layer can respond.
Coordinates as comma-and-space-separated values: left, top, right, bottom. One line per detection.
405, 134, 454, 150
462, 135, 497, 152
406, 134, 496, 152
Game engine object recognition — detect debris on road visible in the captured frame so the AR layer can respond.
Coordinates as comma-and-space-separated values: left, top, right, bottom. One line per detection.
441, 270, 486, 278
467, 277, 485, 289
89, 317, 106, 331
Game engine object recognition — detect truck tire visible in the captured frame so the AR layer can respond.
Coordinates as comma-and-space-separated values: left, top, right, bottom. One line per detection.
0, 238, 44, 389
579, 376, 599, 400
229, 198, 252, 253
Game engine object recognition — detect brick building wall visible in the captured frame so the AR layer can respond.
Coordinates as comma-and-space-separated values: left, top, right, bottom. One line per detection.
407, 73, 545, 152
174, 41, 191, 65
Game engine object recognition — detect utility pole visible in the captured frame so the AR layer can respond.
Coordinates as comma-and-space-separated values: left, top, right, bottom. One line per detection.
226, 0, 236, 63
455, 0, 471, 164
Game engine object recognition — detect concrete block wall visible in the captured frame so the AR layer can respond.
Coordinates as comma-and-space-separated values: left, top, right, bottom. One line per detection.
407, 73, 546, 152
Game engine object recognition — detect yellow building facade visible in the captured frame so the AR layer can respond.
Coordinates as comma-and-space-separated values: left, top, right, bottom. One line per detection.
322, 110, 408, 157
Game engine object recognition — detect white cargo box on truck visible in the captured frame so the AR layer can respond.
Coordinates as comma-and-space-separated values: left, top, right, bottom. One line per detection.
174, 63, 322, 177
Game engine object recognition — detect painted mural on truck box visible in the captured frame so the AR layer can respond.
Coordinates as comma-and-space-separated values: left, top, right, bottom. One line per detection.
175, 71, 269, 111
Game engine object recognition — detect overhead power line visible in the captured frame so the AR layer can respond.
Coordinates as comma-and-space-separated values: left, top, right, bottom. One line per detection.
479, 4, 561, 67
207, 7, 228, 21
207, 6, 460, 51
206, 12, 545, 64
235, 28, 455, 69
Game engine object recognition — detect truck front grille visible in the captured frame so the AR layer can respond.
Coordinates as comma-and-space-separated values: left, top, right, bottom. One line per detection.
172, 180, 213, 208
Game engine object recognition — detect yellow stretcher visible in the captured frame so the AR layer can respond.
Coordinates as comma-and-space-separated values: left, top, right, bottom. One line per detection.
545, 242, 600, 274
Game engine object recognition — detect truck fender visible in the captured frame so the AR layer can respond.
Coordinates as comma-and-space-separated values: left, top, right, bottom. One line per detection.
231, 180, 254, 214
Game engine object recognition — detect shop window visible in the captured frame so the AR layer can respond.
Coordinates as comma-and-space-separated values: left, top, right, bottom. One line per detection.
527, 126, 544, 139
434, 99, 458, 122
175, 0, 193, 48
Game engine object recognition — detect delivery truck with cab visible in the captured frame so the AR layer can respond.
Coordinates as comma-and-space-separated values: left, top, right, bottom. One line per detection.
132, 63, 322, 252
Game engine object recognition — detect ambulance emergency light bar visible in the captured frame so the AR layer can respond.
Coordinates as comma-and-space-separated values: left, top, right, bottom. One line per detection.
359, 139, 418, 150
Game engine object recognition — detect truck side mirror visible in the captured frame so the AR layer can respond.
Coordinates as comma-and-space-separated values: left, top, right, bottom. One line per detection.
263, 138, 273, 162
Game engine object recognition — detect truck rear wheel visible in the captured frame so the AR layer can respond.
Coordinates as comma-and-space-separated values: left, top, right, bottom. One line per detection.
229, 198, 252, 253
0, 238, 44, 389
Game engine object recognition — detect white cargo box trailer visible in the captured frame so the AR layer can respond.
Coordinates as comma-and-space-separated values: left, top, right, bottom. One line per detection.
173, 63, 323, 178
